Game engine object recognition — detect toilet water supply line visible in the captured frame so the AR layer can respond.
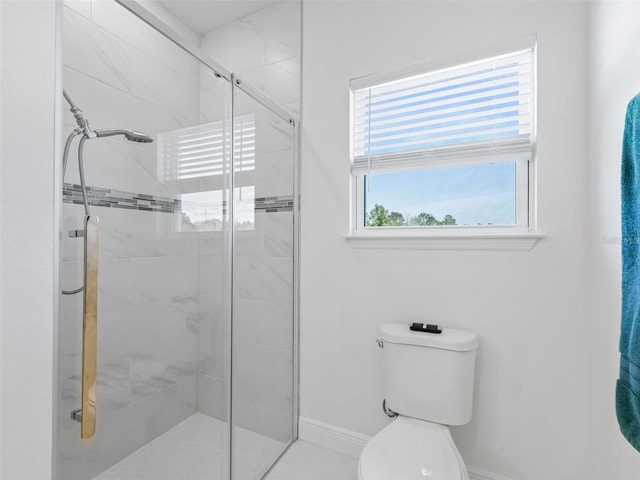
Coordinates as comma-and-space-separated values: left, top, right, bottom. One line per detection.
377, 339, 399, 418
382, 399, 398, 418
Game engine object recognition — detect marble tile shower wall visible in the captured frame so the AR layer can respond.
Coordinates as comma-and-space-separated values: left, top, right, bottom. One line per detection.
59, 207, 200, 480
236, 111, 295, 444
232, 209, 295, 444
196, 107, 296, 443
59, 2, 210, 479
62, 1, 201, 196
200, 1, 301, 118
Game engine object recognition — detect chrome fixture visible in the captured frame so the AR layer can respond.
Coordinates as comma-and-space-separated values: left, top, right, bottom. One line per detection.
95, 128, 153, 143
382, 399, 398, 418
61, 90, 154, 293
62, 90, 153, 440
63, 90, 96, 140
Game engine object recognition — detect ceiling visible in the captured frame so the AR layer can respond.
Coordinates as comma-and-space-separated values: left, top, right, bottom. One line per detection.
156, 0, 278, 35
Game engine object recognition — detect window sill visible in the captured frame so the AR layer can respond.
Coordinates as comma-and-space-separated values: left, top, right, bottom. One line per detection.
344, 233, 544, 251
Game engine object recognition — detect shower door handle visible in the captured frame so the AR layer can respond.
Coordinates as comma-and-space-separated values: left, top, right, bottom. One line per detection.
80, 215, 99, 439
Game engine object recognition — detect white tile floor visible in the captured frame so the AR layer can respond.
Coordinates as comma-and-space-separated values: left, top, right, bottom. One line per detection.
89, 412, 357, 480
92, 413, 286, 480
266, 441, 357, 480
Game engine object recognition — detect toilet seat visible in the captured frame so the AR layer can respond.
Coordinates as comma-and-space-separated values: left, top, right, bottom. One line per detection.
358, 415, 467, 480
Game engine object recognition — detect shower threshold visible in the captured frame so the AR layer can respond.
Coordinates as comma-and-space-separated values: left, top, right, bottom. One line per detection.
92, 413, 287, 480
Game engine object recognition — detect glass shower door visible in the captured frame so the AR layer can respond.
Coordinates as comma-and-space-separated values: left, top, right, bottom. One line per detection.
57, 2, 298, 480
231, 82, 297, 480
58, 1, 232, 478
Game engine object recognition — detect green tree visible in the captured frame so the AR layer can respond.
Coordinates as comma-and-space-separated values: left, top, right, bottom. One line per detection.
411, 212, 437, 226
439, 214, 456, 225
367, 204, 390, 226
182, 213, 195, 231
388, 211, 405, 226
368, 204, 456, 227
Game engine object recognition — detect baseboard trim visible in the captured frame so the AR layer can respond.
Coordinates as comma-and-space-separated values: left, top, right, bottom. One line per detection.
298, 416, 370, 458
298, 417, 516, 480
467, 467, 517, 480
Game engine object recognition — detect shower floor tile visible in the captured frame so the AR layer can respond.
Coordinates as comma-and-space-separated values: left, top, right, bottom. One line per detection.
92, 413, 286, 480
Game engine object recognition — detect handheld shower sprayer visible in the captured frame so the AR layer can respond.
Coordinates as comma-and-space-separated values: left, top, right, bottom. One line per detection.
61, 90, 154, 296
62, 90, 154, 146
95, 129, 153, 143
61, 90, 154, 174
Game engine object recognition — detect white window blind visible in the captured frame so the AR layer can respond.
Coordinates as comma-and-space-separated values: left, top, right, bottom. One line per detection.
351, 48, 534, 173
158, 115, 255, 182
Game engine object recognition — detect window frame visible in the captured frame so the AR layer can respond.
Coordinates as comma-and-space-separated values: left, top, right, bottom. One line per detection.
348, 37, 541, 248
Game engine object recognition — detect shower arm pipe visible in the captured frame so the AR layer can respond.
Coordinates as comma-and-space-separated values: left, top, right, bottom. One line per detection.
63, 89, 96, 139
63, 89, 78, 110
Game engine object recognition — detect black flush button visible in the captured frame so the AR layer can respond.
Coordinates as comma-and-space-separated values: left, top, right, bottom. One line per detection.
409, 322, 442, 334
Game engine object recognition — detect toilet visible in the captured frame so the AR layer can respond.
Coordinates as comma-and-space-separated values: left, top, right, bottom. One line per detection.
359, 323, 479, 480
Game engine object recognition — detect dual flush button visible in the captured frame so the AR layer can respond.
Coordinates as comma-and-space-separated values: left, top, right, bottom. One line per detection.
409, 322, 442, 334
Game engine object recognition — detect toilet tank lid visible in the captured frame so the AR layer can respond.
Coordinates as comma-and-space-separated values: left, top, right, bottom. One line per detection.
379, 323, 479, 351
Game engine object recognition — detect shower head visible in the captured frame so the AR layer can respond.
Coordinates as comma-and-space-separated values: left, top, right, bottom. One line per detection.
63, 91, 153, 143
95, 129, 154, 143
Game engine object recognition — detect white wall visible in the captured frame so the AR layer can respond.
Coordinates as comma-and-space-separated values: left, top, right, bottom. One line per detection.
301, 2, 591, 479
0, 1, 57, 479
589, 2, 640, 478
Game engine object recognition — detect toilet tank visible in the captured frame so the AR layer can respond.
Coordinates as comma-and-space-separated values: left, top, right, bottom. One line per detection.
379, 323, 479, 426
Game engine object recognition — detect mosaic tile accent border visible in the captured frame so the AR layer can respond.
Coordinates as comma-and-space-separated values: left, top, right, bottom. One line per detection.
63, 183, 181, 214
255, 196, 294, 213
63, 184, 295, 214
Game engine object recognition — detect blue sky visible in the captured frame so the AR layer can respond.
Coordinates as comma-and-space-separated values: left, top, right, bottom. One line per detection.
365, 162, 516, 226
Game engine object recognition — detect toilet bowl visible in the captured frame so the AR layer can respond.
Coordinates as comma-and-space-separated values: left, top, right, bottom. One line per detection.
358, 323, 479, 480
358, 415, 468, 480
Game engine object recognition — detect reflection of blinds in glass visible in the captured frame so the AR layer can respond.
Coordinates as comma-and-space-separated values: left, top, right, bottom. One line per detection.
351, 48, 534, 173
158, 115, 255, 181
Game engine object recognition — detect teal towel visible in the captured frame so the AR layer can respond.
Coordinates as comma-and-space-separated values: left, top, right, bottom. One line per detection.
618, 92, 640, 452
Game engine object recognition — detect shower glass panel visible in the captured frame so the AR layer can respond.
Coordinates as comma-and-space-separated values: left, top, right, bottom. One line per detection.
231, 84, 296, 480
58, 1, 233, 479
57, 1, 298, 480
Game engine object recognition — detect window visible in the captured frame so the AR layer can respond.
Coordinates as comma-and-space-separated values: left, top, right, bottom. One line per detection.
158, 116, 255, 182
350, 45, 536, 239
158, 115, 256, 232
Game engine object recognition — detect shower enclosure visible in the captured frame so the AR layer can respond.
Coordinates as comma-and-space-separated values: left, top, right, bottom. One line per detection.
56, 1, 299, 479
